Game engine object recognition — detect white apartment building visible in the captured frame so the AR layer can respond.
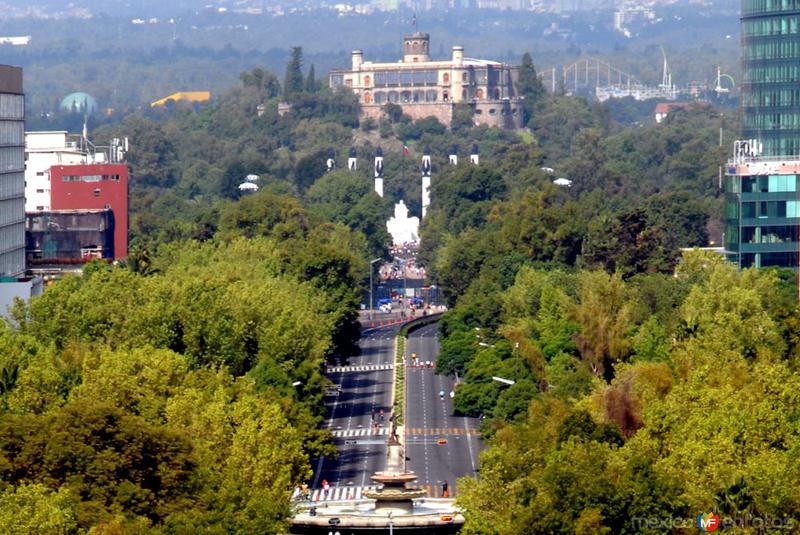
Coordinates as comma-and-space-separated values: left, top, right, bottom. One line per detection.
24, 131, 85, 212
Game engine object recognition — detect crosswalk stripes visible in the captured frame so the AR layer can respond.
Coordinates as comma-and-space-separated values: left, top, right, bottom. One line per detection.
327, 364, 394, 373
331, 427, 389, 438
405, 427, 481, 436
292, 486, 378, 502
292, 484, 455, 502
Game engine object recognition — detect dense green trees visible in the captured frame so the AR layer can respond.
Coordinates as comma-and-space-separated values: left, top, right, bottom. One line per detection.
0, 231, 367, 531
442, 253, 800, 533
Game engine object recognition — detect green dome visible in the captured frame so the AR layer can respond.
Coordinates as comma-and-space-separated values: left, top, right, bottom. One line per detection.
60, 92, 98, 114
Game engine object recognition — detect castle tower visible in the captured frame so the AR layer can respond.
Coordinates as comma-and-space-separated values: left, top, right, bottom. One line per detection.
421, 148, 432, 218
374, 147, 384, 197
351, 50, 363, 71
403, 33, 430, 63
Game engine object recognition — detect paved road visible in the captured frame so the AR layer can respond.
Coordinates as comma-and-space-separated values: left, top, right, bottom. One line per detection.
308, 323, 399, 501
404, 323, 482, 498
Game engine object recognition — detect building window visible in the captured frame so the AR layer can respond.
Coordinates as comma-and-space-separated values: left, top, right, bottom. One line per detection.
443, 73, 450, 84
364, 92, 372, 104
345, 79, 352, 87
364, 75, 371, 86
462, 72, 468, 82
443, 91, 449, 101
36, 206, 43, 211
94, 188, 101, 197
476, 88, 484, 99
104, 203, 111, 209
36, 171, 44, 176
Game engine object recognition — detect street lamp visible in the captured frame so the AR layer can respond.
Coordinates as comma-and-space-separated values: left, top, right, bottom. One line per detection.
369, 258, 382, 321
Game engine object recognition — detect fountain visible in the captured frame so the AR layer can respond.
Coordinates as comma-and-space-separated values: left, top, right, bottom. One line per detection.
362, 415, 425, 513
289, 414, 463, 534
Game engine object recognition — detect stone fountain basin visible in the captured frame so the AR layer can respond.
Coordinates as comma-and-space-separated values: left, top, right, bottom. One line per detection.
370, 472, 418, 484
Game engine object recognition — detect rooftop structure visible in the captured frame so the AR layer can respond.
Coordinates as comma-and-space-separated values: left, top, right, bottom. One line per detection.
25, 131, 128, 213
151, 91, 211, 108
329, 33, 523, 129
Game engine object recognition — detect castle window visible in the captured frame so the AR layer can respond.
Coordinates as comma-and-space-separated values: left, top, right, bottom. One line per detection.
364, 75, 371, 86
462, 72, 468, 82
476, 88, 484, 99
443, 73, 450, 84
364, 92, 372, 104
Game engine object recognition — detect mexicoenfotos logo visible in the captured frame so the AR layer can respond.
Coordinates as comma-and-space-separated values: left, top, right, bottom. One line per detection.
697, 512, 720, 532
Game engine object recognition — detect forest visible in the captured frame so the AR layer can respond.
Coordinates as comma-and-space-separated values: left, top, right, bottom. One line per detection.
1, 45, 792, 533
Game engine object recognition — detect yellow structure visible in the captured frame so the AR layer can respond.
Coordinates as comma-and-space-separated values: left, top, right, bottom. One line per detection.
150, 91, 210, 107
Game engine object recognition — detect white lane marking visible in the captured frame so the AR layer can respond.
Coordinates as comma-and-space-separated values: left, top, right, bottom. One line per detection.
332, 427, 389, 437
327, 364, 394, 373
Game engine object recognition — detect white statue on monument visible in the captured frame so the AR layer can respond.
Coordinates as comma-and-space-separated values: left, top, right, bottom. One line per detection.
386, 200, 419, 246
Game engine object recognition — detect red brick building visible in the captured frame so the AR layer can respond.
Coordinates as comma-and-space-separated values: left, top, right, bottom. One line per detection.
48, 164, 128, 259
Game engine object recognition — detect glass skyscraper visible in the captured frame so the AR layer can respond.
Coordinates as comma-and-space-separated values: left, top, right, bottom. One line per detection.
0, 65, 25, 277
725, 0, 800, 269
741, 0, 800, 157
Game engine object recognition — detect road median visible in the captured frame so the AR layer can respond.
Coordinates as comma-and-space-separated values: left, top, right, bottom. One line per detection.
392, 313, 442, 426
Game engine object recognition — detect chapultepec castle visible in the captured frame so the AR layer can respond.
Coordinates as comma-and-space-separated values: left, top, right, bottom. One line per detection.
329, 33, 524, 129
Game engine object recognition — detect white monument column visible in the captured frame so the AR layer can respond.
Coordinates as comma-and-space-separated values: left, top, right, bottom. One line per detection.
374, 147, 384, 197
326, 148, 336, 172
348, 147, 357, 171
449, 144, 458, 166
421, 148, 431, 218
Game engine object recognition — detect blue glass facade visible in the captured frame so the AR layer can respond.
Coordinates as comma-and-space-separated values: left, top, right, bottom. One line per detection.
741, 0, 800, 156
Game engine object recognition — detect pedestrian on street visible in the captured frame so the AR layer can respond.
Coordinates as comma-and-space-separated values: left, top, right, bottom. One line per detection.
322, 479, 330, 499
442, 480, 449, 498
